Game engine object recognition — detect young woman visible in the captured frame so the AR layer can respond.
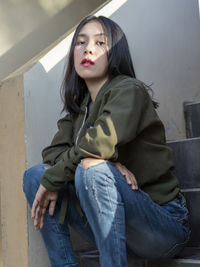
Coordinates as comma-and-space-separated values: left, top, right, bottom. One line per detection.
23, 15, 190, 267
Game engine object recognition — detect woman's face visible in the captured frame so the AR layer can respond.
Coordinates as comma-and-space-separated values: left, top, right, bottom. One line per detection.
74, 21, 109, 83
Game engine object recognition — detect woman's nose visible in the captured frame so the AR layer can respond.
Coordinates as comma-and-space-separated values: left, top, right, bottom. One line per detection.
84, 47, 94, 55
84, 41, 95, 54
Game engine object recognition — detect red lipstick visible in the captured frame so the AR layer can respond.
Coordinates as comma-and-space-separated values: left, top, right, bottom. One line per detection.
81, 58, 94, 66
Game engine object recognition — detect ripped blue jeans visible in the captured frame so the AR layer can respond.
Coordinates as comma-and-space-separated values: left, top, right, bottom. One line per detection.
23, 162, 190, 267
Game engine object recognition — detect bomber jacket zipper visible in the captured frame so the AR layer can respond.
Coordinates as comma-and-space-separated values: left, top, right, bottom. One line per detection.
75, 106, 88, 145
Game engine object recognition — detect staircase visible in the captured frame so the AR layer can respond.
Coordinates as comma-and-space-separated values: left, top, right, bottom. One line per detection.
73, 101, 200, 266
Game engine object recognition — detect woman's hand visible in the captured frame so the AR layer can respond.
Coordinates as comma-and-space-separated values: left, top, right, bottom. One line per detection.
113, 162, 138, 190
31, 184, 58, 230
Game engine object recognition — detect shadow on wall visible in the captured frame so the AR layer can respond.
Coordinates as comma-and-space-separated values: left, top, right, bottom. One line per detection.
0, 0, 74, 56
0, 0, 107, 81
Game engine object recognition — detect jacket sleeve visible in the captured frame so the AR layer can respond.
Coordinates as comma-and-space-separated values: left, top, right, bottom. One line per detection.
40, 80, 147, 191
42, 113, 73, 165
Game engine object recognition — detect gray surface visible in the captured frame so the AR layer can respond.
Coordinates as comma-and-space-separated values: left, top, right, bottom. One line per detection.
79, 251, 100, 267
184, 102, 200, 138
178, 247, 200, 259
148, 259, 200, 267
184, 191, 200, 247
69, 226, 96, 252
168, 138, 200, 189
127, 258, 147, 267
24, 61, 64, 267
80, 256, 100, 267
78, 251, 200, 267
168, 138, 200, 246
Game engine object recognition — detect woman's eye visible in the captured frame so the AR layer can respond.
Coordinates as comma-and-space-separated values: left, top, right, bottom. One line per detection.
76, 41, 85, 45
96, 41, 105, 46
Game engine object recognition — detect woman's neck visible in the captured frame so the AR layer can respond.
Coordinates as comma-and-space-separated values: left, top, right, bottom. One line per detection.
85, 76, 109, 102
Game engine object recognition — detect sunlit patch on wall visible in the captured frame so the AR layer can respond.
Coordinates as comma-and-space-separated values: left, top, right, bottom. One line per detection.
39, 32, 73, 72
95, 0, 127, 17
199, 0, 200, 16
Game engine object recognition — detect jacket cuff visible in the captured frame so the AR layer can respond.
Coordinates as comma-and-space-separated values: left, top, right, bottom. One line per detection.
40, 161, 74, 191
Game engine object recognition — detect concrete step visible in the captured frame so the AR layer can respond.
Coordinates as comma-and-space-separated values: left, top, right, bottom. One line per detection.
184, 101, 200, 138
69, 225, 96, 253
168, 138, 200, 247
183, 191, 200, 247
78, 247, 200, 267
168, 137, 200, 189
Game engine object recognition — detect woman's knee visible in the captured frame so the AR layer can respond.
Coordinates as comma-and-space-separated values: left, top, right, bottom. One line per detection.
74, 164, 85, 195
74, 163, 98, 202
23, 164, 48, 196
74, 161, 113, 198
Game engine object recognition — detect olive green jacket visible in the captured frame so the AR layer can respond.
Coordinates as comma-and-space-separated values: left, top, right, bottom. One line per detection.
41, 75, 179, 218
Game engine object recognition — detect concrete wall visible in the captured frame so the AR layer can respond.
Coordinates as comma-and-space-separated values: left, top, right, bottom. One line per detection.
0, 0, 107, 82
24, 61, 64, 267
0, 76, 28, 267
111, 0, 200, 140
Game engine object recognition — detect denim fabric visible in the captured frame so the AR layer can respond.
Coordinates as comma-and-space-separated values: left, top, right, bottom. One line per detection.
23, 164, 95, 267
23, 162, 190, 267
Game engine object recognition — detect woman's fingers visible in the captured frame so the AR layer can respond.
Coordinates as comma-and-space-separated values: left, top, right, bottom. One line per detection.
31, 185, 58, 230
31, 185, 46, 218
130, 175, 138, 190
49, 199, 57, 216
33, 204, 46, 230
31, 198, 38, 219
125, 171, 138, 190
39, 207, 47, 229
31, 185, 48, 230
35, 203, 48, 230
114, 162, 138, 190
33, 204, 41, 230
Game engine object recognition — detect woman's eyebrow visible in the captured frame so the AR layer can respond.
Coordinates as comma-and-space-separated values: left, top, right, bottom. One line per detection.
77, 33, 106, 37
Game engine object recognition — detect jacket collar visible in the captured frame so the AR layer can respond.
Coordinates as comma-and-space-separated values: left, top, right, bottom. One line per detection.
80, 76, 113, 110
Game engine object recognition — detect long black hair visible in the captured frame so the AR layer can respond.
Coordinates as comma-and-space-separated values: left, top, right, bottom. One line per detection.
61, 15, 158, 115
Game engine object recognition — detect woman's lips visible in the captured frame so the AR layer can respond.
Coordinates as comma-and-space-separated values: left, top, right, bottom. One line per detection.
81, 58, 95, 66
